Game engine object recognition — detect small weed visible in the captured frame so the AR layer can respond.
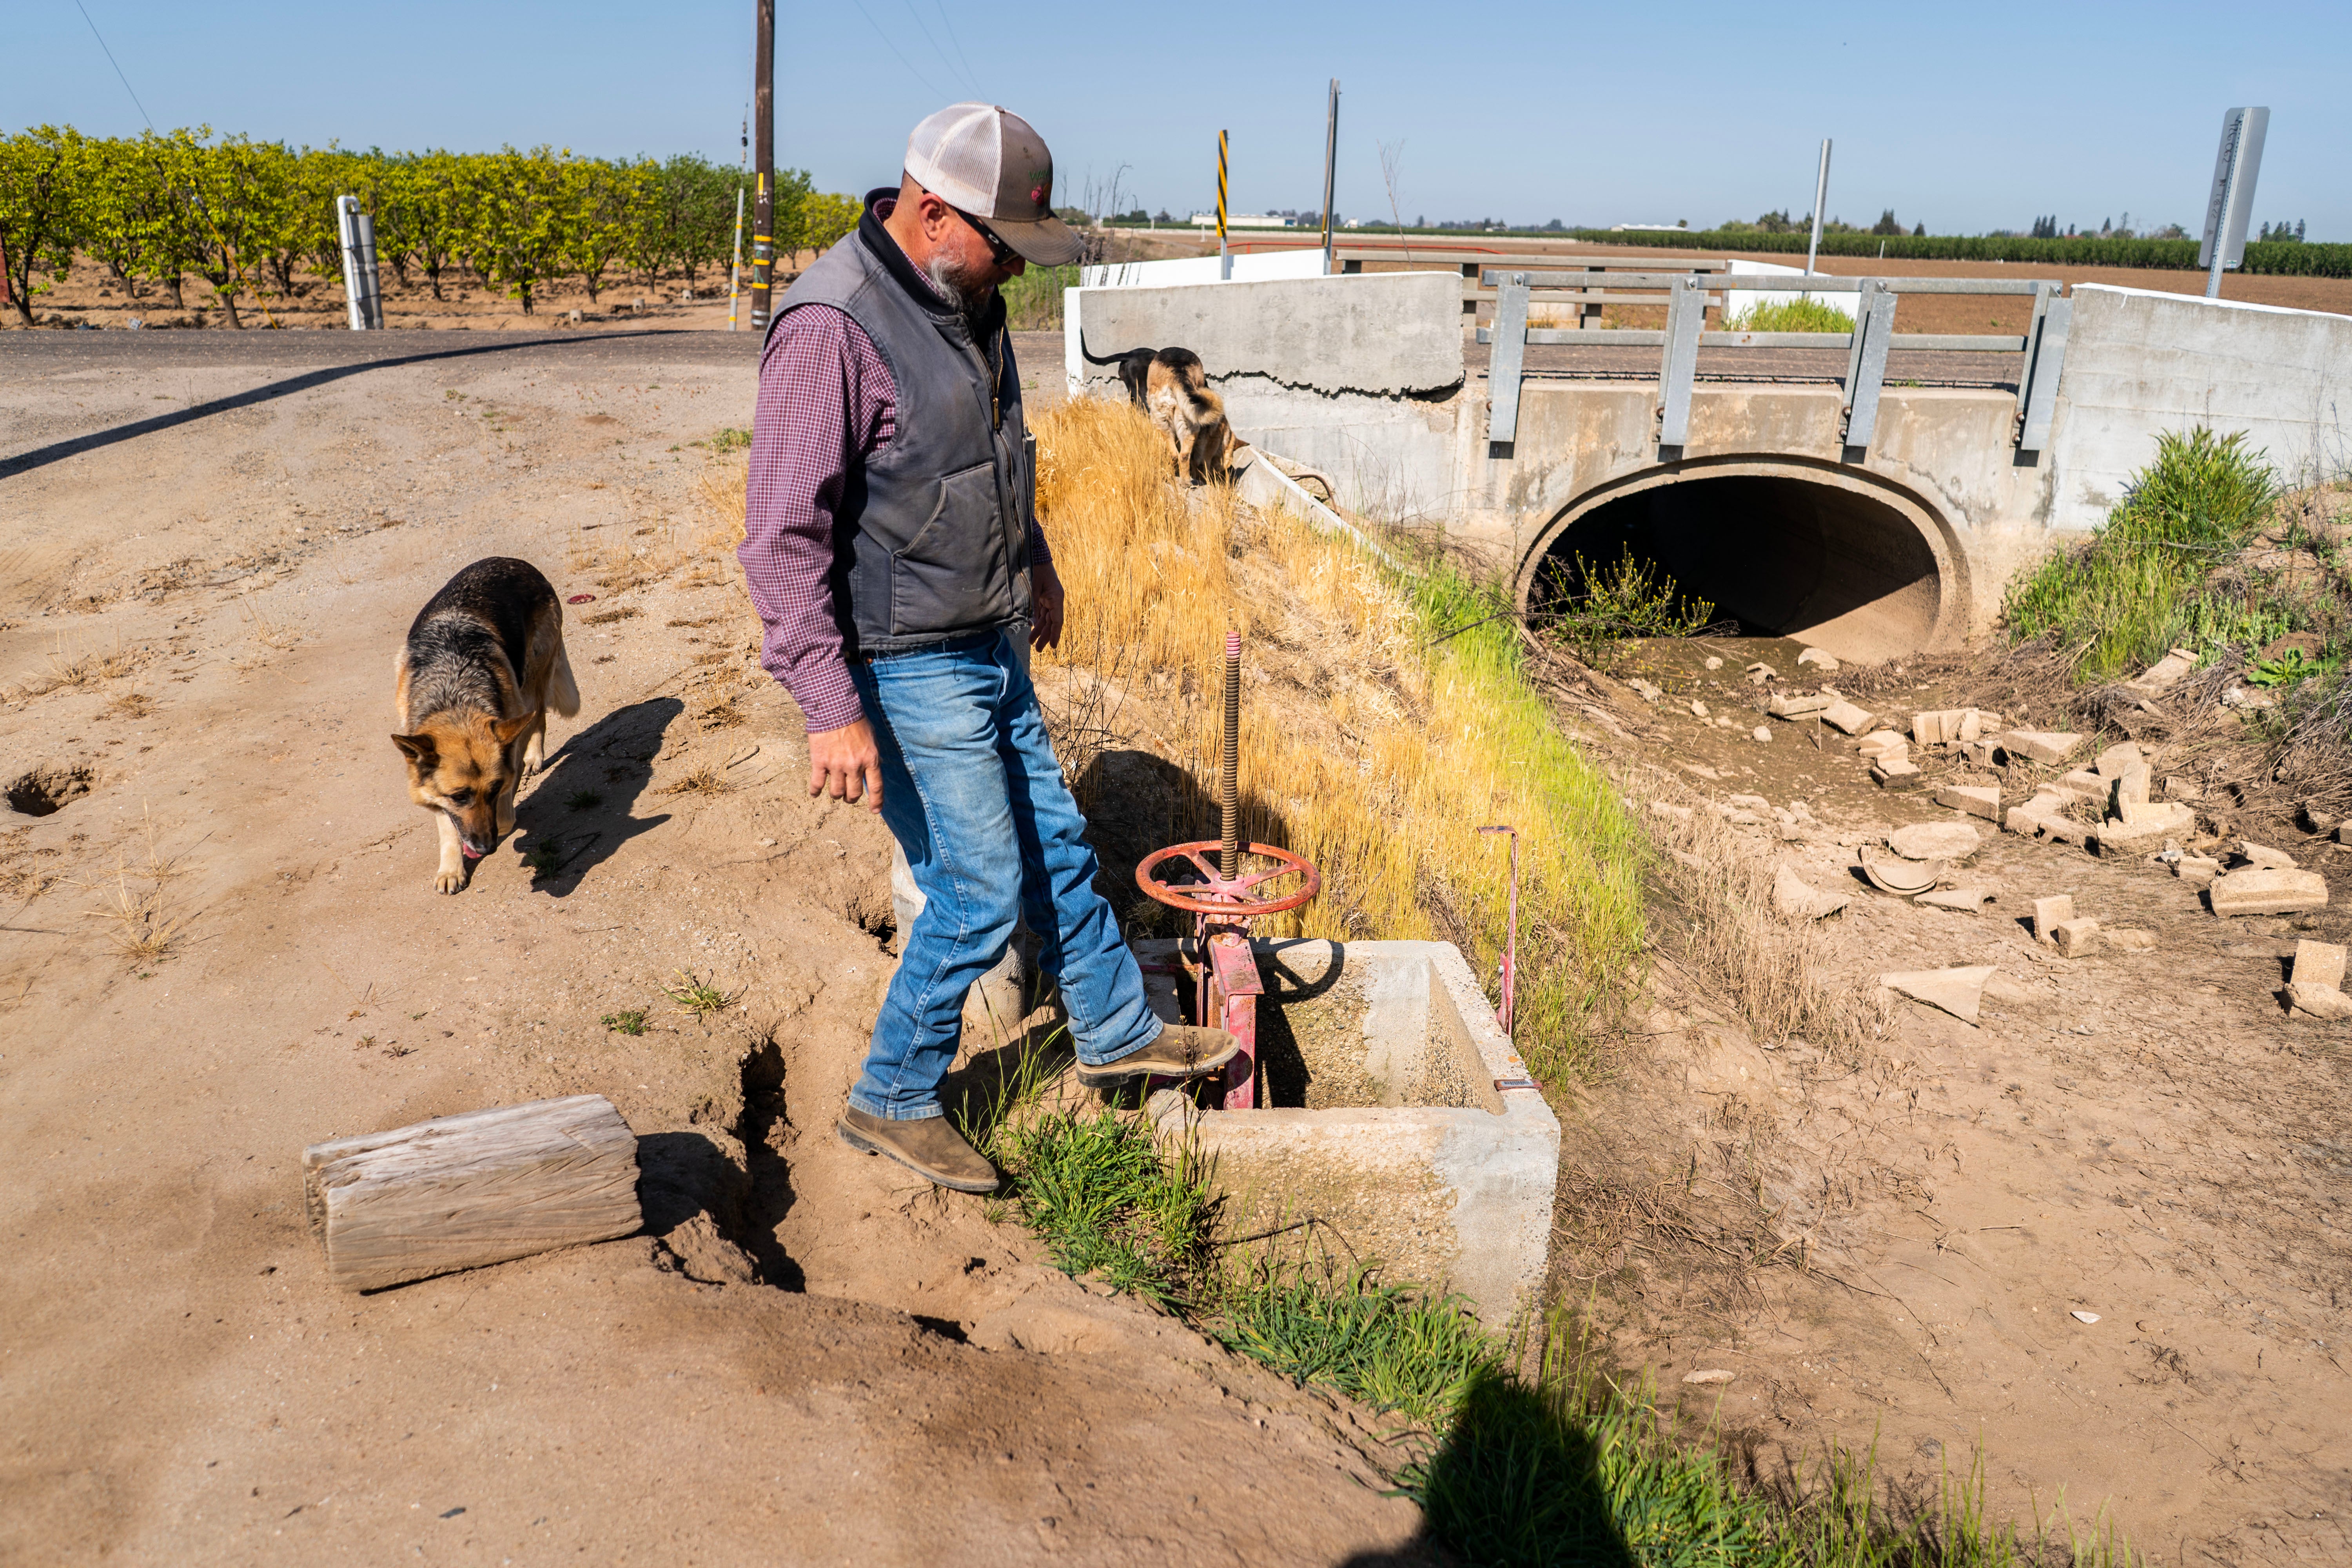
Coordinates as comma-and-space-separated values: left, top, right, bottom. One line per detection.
2248, 645, 2334, 688
662, 970, 738, 1016
409, 1011, 428, 1020
565, 789, 605, 810
357, 1034, 377, 1050
661, 764, 731, 797
601, 1008, 648, 1035
521, 838, 565, 876
105, 690, 155, 720
705, 427, 751, 453
583, 606, 640, 626
83, 870, 189, 964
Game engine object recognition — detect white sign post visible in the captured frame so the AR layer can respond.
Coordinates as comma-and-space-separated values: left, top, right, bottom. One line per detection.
335, 195, 384, 330
2199, 107, 2269, 300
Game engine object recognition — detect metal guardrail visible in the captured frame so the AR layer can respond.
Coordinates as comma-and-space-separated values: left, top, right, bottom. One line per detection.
1473, 268, 2073, 461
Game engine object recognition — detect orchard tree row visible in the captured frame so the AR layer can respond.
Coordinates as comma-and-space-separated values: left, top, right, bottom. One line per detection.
0, 125, 864, 326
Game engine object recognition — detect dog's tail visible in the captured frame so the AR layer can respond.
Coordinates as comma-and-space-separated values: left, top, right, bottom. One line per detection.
548, 639, 581, 718
1077, 333, 1143, 366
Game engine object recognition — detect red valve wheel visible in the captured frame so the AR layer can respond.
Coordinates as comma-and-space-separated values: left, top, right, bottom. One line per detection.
1135, 842, 1321, 916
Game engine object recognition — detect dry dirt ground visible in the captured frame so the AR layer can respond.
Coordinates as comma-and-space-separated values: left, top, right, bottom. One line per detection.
1536, 640, 2352, 1565
0, 330, 1434, 1565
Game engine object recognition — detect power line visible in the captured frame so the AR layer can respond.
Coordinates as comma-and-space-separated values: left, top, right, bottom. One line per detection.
848, 0, 948, 102
897, 0, 976, 99
929, 0, 984, 100
74, 1, 155, 131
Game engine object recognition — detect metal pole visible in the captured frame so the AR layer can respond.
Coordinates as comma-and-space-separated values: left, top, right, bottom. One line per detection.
1216, 129, 1230, 281
2203, 152, 2235, 301
335, 196, 368, 330
728, 113, 748, 330
1220, 630, 1241, 880
749, 0, 776, 332
354, 213, 383, 328
1319, 79, 1340, 276
1804, 138, 1831, 285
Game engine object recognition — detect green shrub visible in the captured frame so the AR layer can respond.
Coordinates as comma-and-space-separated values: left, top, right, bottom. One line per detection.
1002, 262, 1078, 330
1720, 296, 1853, 333
2004, 428, 2280, 680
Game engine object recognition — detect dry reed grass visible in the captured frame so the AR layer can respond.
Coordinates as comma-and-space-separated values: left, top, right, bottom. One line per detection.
1641, 792, 1893, 1060
661, 764, 732, 797
80, 867, 191, 965
1033, 397, 1645, 1076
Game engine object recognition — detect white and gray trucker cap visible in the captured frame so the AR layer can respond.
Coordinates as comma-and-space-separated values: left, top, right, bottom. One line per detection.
903, 102, 1086, 267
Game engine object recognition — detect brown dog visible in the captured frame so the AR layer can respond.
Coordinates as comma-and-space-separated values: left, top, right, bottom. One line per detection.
391, 557, 580, 893
1143, 351, 1232, 485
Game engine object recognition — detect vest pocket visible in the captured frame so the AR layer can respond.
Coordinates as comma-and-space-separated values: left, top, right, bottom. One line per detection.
889, 459, 1010, 637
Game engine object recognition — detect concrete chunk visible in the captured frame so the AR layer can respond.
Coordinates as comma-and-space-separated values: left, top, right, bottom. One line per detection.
2293, 940, 2348, 991
2092, 802, 2197, 850
1773, 865, 1851, 922
1871, 759, 1924, 789
1937, 784, 2002, 822
1995, 730, 2083, 766
1879, 965, 1997, 1025
1751, 725, 1772, 743
2240, 841, 2298, 871
2092, 742, 2144, 779
1768, 691, 1831, 718
2049, 917, 2102, 957
2005, 793, 2071, 838
2286, 982, 2352, 1021
1857, 730, 1911, 762
1797, 646, 1839, 670
1916, 887, 1993, 912
2209, 867, 2330, 916
2175, 854, 2224, 888
1910, 710, 1952, 745
2122, 646, 2199, 696
1821, 700, 1875, 735
2030, 896, 2076, 943
1889, 822, 1983, 861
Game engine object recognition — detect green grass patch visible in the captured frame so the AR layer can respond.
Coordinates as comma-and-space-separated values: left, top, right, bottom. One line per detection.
1408, 562, 1650, 1087
1720, 296, 1855, 334
600, 1008, 648, 1035
661, 969, 737, 1016
978, 1100, 2133, 1566
1002, 264, 1079, 331
2004, 427, 2283, 680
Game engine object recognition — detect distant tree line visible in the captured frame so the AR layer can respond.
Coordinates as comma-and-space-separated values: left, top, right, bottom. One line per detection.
0, 125, 865, 326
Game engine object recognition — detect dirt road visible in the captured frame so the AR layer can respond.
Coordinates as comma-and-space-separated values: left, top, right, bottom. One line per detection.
0, 333, 1424, 1564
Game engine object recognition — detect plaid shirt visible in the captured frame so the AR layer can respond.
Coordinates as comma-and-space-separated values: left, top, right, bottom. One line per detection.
739, 284, 1049, 733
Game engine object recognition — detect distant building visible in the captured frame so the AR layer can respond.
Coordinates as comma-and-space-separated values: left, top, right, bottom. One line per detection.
1190, 213, 1296, 229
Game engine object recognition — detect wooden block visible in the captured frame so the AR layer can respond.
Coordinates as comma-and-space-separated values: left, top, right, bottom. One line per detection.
303, 1095, 642, 1292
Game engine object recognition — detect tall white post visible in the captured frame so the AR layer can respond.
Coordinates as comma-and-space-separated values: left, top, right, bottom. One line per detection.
1804, 138, 1832, 281
335, 196, 370, 330
1319, 80, 1340, 276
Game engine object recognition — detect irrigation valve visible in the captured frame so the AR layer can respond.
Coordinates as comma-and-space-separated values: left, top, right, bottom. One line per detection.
1135, 632, 1321, 1109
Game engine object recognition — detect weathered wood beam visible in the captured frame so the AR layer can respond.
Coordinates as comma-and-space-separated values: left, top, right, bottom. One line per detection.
302, 1095, 642, 1292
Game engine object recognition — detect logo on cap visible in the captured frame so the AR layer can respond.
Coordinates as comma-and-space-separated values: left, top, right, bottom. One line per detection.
1029, 171, 1051, 211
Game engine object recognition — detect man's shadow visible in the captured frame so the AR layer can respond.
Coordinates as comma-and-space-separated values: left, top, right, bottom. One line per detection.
507, 697, 681, 897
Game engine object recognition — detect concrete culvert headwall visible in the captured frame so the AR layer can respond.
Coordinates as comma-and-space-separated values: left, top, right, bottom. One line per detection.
1520, 463, 1964, 662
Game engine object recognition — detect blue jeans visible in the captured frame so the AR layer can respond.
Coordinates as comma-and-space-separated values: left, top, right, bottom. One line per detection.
846, 628, 1161, 1121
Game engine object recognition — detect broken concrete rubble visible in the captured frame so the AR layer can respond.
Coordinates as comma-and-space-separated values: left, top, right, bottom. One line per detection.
1858, 846, 1942, 895
1626, 677, 1663, 702
1751, 725, 1772, 743
1916, 887, 1994, 913
2049, 917, 2102, 957
2029, 895, 2076, 944
1821, 700, 1875, 735
1889, 822, 1982, 861
1937, 783, 2002, 822
1871, 759, 1923, 789
1796, 647, 1838, 671
2239, 842, 2298, 871
2208, 867, 2330, 917
2092, 802, 2197, 851
1772, 865, 1851, 922
1767, 691, 1828, 718
1878, 965, 1996, 1024
1857, 730, 1910, 763
2285, 981, 2352, 1021
2122, 646, 2198, 697
2174, 854, 2224, 887
2292, 939, 2347, 991
1994, 730, 2083, 766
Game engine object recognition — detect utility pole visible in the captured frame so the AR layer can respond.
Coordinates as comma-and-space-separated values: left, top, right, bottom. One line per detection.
1319, 80, 1340, 276
1804, 138, 1832, 281
749, 0, 776, 333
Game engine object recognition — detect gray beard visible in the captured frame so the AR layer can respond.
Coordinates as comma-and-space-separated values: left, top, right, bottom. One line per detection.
923, 252, 993, 312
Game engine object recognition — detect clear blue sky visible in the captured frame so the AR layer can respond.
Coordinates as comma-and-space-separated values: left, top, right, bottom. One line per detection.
9, 0, 2346, 239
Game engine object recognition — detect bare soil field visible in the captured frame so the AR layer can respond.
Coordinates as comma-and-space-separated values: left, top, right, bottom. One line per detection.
0, 333, 1427, 1565
1529, 636, 2352, 1564
7, 319, 2349, 1566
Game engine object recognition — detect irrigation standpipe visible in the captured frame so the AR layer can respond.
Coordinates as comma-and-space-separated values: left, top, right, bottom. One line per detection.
1476, 825, 1518, 1039
1135, 632, 1321, 1110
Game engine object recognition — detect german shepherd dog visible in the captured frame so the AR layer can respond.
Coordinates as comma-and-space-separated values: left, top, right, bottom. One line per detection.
392, 558, 579, 893
1080, 338, 1234, 484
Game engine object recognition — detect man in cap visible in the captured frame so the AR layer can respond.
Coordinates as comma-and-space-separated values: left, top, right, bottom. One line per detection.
739, 103, 1240, 1192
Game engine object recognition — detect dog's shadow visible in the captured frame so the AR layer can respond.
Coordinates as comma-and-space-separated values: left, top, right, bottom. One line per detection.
507, 697, 681, 897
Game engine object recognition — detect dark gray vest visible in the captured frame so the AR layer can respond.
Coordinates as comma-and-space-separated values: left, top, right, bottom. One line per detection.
774, 226, 1031, 654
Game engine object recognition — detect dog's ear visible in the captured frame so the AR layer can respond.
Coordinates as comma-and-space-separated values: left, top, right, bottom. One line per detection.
492, 710, 540, 746
391, 732, 436, 765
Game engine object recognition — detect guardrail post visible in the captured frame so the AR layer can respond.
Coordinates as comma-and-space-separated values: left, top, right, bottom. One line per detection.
1486, 271, 1530, 456
1657, 275, 1704, 450
1841, 280, 1896, 455
2016, 296, 2071, 456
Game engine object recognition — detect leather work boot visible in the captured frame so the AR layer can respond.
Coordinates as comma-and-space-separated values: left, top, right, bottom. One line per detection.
1074, 1025, 1241, 1088
837, 1107, 1000, 1193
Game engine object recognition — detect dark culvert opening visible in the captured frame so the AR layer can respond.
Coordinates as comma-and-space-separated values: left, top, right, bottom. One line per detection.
8, 764, 94, 817
1531, 474, 1943, 662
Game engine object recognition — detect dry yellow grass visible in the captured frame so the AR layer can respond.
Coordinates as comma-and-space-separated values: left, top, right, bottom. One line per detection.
1034, 398, 1644, 1076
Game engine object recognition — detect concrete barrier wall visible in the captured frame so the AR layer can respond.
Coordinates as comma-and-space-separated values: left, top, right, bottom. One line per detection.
1063, 272, 1467, 519
2048, 286, 2352, 530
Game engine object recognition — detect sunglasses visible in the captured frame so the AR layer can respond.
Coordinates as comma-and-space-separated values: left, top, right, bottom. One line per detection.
951, 205, 1021, 268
